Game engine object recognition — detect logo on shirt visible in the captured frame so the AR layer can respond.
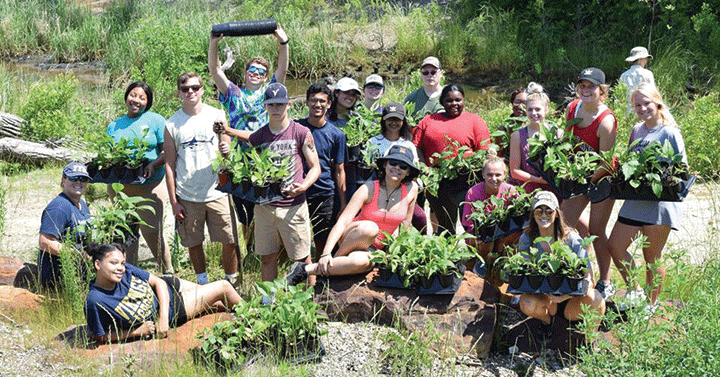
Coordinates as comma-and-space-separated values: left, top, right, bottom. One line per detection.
180, 135, 215, 150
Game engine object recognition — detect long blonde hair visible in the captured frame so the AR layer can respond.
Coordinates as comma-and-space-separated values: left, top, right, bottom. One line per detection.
631, 83, 677, 127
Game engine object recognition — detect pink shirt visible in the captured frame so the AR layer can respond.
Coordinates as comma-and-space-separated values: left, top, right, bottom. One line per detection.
461, 182, 515, 233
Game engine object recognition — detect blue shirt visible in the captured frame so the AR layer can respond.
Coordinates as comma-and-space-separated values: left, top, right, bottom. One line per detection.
297, 118, 347, 198
39, 193, 90, 245
106, 111, 166, 185
85, 264, 159, 337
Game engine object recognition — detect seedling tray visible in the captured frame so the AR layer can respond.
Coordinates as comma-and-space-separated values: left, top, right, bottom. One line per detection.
472, 261, 487, 278
505, 275, 588, 296
476, 217, 526, 243
216, 180, 284, 205
87, 159, 151, 185
609, 174, 695, 202
528, 159, 589, 199
375, 269, 414, 290
418, 272, 462, 295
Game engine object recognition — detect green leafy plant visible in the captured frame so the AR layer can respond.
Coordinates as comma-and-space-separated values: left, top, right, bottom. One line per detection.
344, 105, 381, 147
78, 183, 154, 244
196, 279, 327, 372
501, 236, 594, 278
214, 144, 291, 187
89, 131, 153, 169
614, 139, 690, 198
429, 138, 487, 185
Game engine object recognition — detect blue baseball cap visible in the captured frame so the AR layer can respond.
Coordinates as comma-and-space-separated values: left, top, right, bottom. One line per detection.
63, 161, 90, 179
263, 83, 290, 105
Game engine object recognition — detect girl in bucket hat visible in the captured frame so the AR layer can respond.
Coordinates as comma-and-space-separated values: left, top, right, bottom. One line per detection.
284, 144, 419, 284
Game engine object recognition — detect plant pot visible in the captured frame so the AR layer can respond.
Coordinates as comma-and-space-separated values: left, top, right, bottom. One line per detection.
218, 172, 231, 187
481, 223, 497, 239
511, 214, 527, 228
587, 177, 612, 203
565, 276, 583, 291
378, 265, 393, 281
347, 145, 362, 162
498, 218, 512, 232
547, 274, 564, 291
211, 19, 278, 37
99, 167, 112, 179
419, 275, 433, 289
508, 274, 524, 289
438, 272, 455, 288
254, 184, 270, 198
269, 181, 283, 198
526, 274, 544, 290
241, 179, 252, 194
112, 165, 126, 181
357, 165, 375, 181
124, 163, 144, 181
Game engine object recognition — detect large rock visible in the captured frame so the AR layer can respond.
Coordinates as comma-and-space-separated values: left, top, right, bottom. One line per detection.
56, 313, 231, 366
0, 257, 37, 290
0, 286, 41, 315
313, 270, 500, 359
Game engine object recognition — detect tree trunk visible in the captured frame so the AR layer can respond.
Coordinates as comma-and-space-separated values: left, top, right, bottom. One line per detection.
0, 111, 24, 138
0, 137, 92, 164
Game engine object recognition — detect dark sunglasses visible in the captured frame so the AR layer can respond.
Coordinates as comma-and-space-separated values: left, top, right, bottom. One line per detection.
247, 66, 267, 75
66, 176, 90, 183
533, 207, 555, 216
180, 85, 202, 93
421, 70, 437, 76
388, 160, 410, 170
365, 83, 383, 90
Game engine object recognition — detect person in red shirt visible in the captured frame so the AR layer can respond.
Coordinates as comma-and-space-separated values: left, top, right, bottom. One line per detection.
413, 84, 491, 235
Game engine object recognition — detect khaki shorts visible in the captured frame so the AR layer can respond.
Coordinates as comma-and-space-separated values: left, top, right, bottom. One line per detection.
254, 202, 311, 261
177, 197, 233, 248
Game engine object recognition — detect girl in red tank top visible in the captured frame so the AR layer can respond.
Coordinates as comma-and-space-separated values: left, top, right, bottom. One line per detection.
560, 68, 618, 300
284, 145, 419, 283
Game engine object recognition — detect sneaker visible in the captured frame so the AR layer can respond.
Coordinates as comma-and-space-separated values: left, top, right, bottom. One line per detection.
617, 288, 647, 311
595, 280, 616, 300
285, 262, 309, 286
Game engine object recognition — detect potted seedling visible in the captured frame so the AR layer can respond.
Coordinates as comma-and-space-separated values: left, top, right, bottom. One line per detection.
343, 105, 381, 161
357, 142, 379, 180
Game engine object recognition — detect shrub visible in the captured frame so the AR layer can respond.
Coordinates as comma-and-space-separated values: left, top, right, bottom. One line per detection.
676, 92, 720, 178
20, 74, 77, 141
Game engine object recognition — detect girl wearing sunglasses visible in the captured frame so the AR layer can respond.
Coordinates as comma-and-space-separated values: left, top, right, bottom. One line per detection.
38, 162, 92, 289
517, 191, 605, 325
285, 145, 419, 284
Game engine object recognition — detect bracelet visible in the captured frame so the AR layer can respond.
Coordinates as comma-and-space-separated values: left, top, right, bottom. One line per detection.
280, 39, 289, 45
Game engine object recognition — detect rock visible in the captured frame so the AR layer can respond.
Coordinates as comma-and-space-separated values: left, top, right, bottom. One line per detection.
56, 313, 232, 366
0, 286, 41, 314
0, 257, 38, 290
0, 257, 25, 286
313, 270, 500, 359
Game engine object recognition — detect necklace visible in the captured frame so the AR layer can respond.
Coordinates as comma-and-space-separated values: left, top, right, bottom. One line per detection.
382, 183, 401, 210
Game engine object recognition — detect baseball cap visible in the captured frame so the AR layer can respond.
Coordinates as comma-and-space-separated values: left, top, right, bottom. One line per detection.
381, 102, 406, 120
364, 74, 384, 87
532, 191, 559, 211
421, 56, 441, 69
335, 77, 361, 95
63, 161, 90, 179
263, 83, 290, 105
577, 67, 605, 85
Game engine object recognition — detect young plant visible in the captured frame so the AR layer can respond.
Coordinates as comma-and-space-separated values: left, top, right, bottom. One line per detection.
78, 183, 154, 244
344, 105, 381, 147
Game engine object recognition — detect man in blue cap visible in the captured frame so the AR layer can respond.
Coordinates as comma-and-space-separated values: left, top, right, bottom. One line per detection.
38, 161, 92, 288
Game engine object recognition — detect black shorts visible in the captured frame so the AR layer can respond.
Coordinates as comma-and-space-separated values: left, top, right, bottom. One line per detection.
617, 216, 654, 227
161, 275, 188, 327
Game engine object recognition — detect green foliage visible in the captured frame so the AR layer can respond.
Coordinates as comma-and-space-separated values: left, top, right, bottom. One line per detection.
215, 143, 292, 186
614, 140, 689, 197
343, 105, 381, 147
59, 244, 91, 319
197, 279, 327, 372
465, 187, 534, 228
427, 139, 488, 188
677, 93, 720, 177
19, 74, 77, 141
393, 6, 437, 64
0, 188, 5, 243
379, 327, 438, 376
501, 236, 593, 278
89, 131, 153, 169
79, 183, 155, 244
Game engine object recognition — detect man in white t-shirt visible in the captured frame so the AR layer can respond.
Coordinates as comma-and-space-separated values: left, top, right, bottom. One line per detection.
164, 72, 237, 285
620, 46, 656, 115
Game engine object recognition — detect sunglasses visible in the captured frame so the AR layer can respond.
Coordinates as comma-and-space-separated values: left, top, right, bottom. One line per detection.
247, 66, 267, 75
533, 207, 556, 216
179, 85, 202, 93
66, 176, 90, 183
388, 160, 410, 170
365, 83, 384, 90
421, 70, 438, 76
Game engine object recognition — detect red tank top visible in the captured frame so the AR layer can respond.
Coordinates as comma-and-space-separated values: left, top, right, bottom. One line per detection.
565, 99, 617, 152
355, 180, 409, 249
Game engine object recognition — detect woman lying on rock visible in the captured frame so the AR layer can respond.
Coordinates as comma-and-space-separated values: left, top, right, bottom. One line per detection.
285, 145, 419, 285
84, 243, 242, 343
518, 191, 605, 325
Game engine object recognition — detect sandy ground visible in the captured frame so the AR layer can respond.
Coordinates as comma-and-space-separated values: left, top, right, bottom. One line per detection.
2, 166, 717, 268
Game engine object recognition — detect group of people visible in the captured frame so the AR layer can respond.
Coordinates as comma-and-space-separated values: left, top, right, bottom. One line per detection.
36, 30, 682, 342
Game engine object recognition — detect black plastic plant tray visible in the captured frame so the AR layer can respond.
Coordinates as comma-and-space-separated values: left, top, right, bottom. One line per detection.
610, 174, 695, 202
472, 261, 487, 278
477, 217, 525, 243
88, 160, 150, 185
527, 159, 589, 199
506, 275, 589, 296
418, 272, 462, 295
375, 270, 414, 290
216, 180, 284, 205
284, 339, 326, 365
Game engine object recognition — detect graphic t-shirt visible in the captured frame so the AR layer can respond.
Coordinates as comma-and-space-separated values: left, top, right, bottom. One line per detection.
249, 120, 312, 207
85, 264, 158, 337
165, 105, 226, 202
39, 193, 91, 245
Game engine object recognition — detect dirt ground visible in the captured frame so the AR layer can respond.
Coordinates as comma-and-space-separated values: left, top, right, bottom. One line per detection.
2, 166, 717, 268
